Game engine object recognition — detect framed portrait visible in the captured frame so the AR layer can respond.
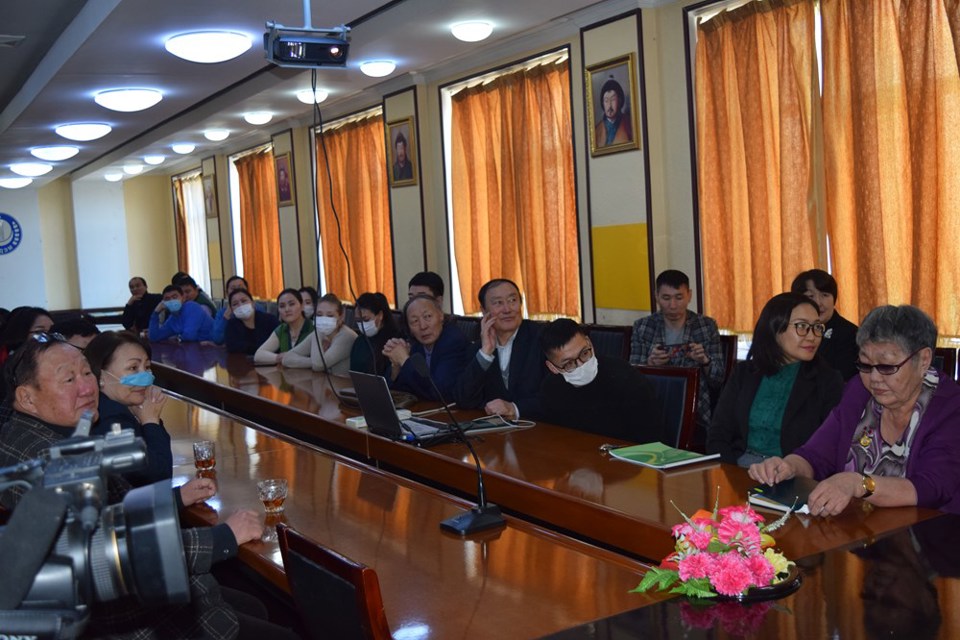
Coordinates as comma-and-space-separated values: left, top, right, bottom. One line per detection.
387, 117, 417, 187
274, 153, 295, 206
585, 54, 641, 157
202, 174, 218, 219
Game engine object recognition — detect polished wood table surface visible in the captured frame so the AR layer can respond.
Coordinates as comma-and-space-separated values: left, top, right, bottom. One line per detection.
159, 398, 664, 639
151, 343, 941, 564
545, 513, 960, 639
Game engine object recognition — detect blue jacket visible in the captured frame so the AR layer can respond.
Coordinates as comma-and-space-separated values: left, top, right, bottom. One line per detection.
149, 300, 214, 342
391, 323, 469, 401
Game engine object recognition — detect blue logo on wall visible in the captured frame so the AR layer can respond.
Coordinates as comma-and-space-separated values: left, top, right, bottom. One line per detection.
0, 212, 23, 255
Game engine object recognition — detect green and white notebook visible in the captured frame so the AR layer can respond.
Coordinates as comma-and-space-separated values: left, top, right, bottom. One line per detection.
609, 442, 720, 470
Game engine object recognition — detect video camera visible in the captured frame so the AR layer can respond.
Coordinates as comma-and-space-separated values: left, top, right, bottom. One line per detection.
0, 412, 189, 639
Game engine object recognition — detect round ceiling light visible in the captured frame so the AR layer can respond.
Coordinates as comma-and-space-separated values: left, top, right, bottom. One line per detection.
296, 89, 328, 104
104, 172, 123, 182
123, 164, 144, 175
171, 143, 196, 154
144, 155, 166, 165
55, 123, 112, 141
451, 21, 494, 42
94, 88, 163, 112
30, 146, 80, 161
10, 162, 53, 177
243, 111, 273, 125
0, 177, 33, 189
203, 129, 230, 142
165, 31, 252, 63
360, 60, 397, 78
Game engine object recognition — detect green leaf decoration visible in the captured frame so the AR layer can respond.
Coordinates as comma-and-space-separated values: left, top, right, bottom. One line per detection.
631, 568, 680, 593
671, 577, 717, 599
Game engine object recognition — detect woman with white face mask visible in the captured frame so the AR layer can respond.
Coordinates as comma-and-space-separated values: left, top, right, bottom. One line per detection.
222, 289, 279, 355
349, 292, 400, 376
280, 293, 358, 373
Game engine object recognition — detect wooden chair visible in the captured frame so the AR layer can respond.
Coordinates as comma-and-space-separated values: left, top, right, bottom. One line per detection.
718, 334, 738, 384
633, 365, 700, 451
933, 347, 958, 382
585, 324, 632, 360
277, 523, 394, 640
452, 314, 481, 342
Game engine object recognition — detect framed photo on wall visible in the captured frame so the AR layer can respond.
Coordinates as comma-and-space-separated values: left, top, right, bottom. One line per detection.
387, 117, 417, 187
275, 153, 295, 206
585, 53, 641, 157
202, 173, 218, 218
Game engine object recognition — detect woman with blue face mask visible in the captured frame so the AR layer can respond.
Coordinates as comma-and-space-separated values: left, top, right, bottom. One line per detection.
85, 331, 174, 487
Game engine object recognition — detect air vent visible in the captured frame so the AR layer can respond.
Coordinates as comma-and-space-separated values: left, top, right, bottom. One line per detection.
0, 35, 26, 49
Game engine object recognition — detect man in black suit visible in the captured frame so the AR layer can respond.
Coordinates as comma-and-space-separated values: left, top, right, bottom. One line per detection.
121, 276, 163, 333
455, 278, 546, 420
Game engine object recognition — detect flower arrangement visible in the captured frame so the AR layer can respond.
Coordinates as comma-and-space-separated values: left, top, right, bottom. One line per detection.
632, 494, 795, 599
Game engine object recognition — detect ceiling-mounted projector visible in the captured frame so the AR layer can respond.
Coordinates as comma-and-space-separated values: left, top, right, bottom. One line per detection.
264, 22, 350, 68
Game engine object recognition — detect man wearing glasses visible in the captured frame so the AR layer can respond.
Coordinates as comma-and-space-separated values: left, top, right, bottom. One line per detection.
539, 319, 666, 442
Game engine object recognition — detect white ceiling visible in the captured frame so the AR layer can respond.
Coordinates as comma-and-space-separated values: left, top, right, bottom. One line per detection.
0, 0, 653, 186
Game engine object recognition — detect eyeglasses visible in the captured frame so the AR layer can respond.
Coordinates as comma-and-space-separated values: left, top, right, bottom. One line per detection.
791, 321, 826, 337
553, 344, 594, 373
854, 348, 923, 376
8, 332, 68, 388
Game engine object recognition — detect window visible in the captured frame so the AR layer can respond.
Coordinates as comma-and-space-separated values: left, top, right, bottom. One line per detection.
442, 50, 580, 319
313, 108, 395, 305
171, 171, 210, 292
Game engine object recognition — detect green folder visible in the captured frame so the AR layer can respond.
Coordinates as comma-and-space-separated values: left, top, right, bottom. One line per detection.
609, 442, 720, 470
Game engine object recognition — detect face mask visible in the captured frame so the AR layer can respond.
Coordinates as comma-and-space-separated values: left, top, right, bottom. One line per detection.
358, 320, 379, 337
233, 303, 254, 320
314, 316, 338, 336
302, 304, 315, 318
163, 300, 182, 314
561, 354, 599, 387
106, 369, 155, 387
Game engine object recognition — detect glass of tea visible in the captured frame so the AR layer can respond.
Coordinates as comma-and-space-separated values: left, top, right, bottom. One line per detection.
193, 440, 216, 470
257, 479, 288, 514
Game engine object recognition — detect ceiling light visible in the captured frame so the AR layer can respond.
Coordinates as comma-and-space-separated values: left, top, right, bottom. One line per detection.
171, 143, 195, 154
296, 89, 328, 104
30, 146, 80, 161
0, 177, 33, 189
10, 162, 53, 177
203, 129, 229, 142
164, 31, 252, 63
123, 164, 144, 175
144, 155, 166, 165
55, 123, 112, 141
104, 172, 123, 182
94, 88, 163, 112
451, 21, 493, 42
360, 60, 396, 78
243, 111, 273, 125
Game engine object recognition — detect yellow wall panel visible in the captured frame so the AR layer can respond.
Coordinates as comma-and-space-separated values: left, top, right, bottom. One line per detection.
592, 223, 650, 312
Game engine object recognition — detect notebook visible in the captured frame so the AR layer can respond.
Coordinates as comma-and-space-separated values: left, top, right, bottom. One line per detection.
747, 476, 818, 514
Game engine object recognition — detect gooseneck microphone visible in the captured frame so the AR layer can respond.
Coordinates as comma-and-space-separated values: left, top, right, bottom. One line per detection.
408, 353, 506, 535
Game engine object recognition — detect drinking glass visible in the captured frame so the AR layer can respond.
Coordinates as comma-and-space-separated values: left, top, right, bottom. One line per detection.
257, 478, 288, 514
193, 440, 216, 470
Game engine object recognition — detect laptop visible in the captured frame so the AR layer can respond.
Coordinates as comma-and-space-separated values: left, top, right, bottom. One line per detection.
348, 371, 518, 445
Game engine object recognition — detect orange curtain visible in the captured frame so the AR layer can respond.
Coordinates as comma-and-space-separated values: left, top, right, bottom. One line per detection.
822, 0, 960, 334
235, 150, 284, 298
314, 116, 395, 305
172, 177, 190, 273
695, 0, 819, 332
450, 61, 579, 318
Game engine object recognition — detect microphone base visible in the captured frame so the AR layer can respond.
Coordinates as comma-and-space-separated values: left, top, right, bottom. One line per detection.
440, 504, 506, 536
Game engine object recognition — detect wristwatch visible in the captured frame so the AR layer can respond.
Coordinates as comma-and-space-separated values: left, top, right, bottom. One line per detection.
860, 474, 876, 498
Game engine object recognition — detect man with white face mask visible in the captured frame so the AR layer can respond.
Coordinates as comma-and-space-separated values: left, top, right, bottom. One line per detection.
539, 319, 666, 443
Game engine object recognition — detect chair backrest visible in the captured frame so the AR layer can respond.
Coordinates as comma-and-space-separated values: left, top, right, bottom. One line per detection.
584, 324, 632, 360
452, 315, 481, 342
934, 347, 958, 382
718, 334, 738, 384
277, 523, 394, 640
633, 365, 700, 450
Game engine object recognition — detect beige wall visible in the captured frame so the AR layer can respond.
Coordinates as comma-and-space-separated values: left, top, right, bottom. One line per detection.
37, 177, 81, 309
123, 175, 177, 293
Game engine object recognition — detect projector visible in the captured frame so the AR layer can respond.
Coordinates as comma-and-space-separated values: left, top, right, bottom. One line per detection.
264, 23, 350, 68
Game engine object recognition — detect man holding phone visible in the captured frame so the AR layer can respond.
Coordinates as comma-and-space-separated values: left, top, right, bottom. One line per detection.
630, 270, 724, 443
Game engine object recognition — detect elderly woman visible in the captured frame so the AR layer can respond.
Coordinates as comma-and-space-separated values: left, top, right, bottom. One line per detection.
383, 294, 468, 400
750, 305, 960, 515
707, 293, 844, 466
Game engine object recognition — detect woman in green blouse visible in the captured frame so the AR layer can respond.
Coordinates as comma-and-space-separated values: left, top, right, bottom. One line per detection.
254, 288, 311, 365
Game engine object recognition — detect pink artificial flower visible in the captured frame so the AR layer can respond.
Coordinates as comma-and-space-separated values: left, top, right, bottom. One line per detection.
745, 554, 775, 586
672, 518, 715, 552
710, 552, 754, 596
678, 552, 714, 581
718, 504, 764, 525
717, 518, 762, 553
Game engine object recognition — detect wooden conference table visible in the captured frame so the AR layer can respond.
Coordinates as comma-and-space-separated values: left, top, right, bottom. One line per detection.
151, 342, 940, 565
160, 398, 661, 639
